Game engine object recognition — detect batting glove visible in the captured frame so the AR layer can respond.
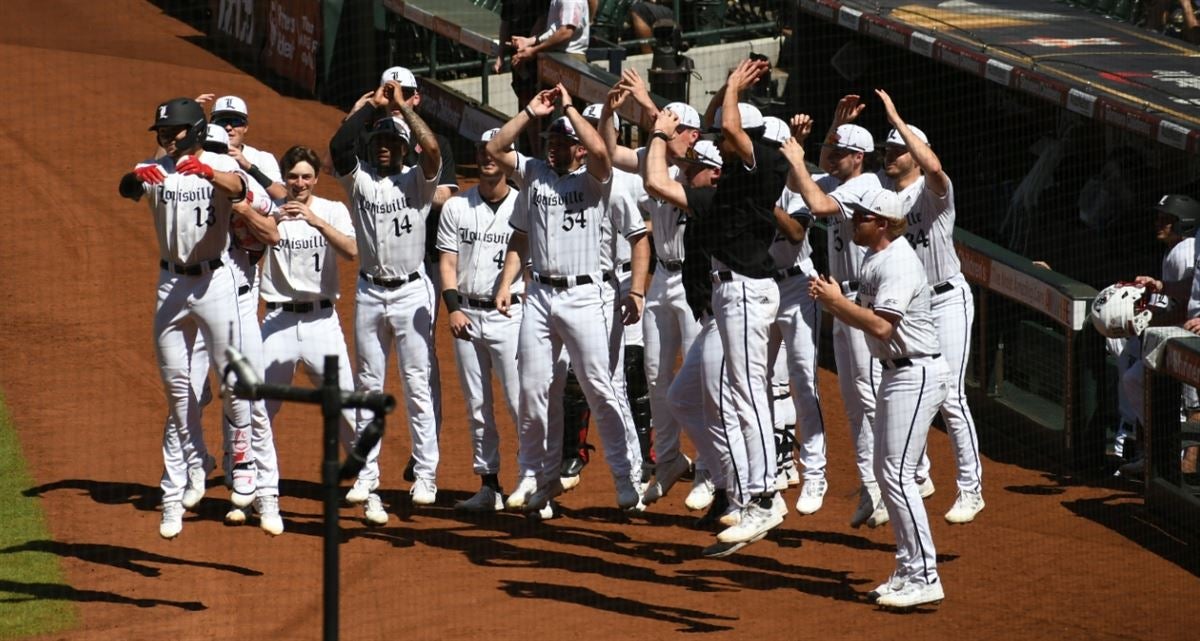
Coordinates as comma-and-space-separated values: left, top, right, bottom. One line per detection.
133, 163, 166, 185
177, 156, 215, 180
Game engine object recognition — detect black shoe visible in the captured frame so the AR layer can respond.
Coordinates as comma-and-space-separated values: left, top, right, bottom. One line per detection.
561, 456, 586, 478
403, 456, 416, 483
693, 489, 728, 530
702, 540, 748, 558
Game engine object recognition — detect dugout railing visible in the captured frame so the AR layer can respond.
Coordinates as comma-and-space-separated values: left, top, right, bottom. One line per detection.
1143, 331, 1200, 531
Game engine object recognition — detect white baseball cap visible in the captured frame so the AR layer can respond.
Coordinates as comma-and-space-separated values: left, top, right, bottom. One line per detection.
203, 124, 230, 152
762, 117, 789, 145
380, 66, 418, 89
884, 125, 929, 148
711, 102, 764, 131
663, 102, 701, 129
212, 95, 248, 118
849, 188, 903, 221
825, 124, 874, 153
581, 103, 619, 130
478, 127, 512, 151
680, 140, 723, 169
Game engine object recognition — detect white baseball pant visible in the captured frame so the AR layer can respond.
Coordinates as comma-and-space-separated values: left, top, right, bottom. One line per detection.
354, 271, 442, 484
832, 312, 881, 489
773, 273, 826, 481
451, 303, 523, 476
643, 267, 701, 465
875, 356, 949, 588
712, 275, 780, 498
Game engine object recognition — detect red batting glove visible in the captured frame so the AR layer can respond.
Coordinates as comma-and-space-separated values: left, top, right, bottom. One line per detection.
133, 164, 166, 184
177, 156, 215, 180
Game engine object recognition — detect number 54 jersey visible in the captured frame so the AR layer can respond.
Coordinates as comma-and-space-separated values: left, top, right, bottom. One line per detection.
339, 159, 439, 279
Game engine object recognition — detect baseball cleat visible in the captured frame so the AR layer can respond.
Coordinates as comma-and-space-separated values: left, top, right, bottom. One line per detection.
527, 500, 557, 522
559, 474, 581, 491
230, 462, 257, 508
794, 478, 828, 515
364, 493, 389, 526
867, 574, 909, 603
254, 495, 284, 536
866, 502, 890, 528
718, 509, 742, 528
182, 454, 215, 510
642, 454, 691, 505
224, 507, 247, 525
717, 501, 783, 544
159, 501, 184, 540
850, 485, 881, 529
524, 479, 565, 512
410, 478, 438, 506
685, 471, 715, 511
702, 530, 768, 558
615, 475, 644, 511
456, 486, 504, 512
345, 477, 379, 505
875, 580, 944, 609
917, 476, 936, 499
944, 489, 985, 524
505, 476, 538, 510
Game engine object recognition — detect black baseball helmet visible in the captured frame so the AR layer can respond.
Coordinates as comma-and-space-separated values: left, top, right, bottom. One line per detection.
1154, 193, 1200, 236
149, 97, 207, 151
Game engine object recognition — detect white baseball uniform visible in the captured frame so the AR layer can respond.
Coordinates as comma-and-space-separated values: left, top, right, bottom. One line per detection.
137, 151, 262, 504
882, 173, 982, 494
826, 172, 885, 489
509, 152, 643, 495
339, 157, 443, 485
240, 143, 283, 186
641, 155, 702, 467
258, 194, 359, 494
436, 185, 525, 477
772, 184, 833, 483
857, 235, 949, 591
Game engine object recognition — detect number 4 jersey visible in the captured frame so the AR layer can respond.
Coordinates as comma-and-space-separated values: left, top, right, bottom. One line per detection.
138, 151, 241, 266
339, 159, 439, 279
260, 196, 356, 304
436, 186, 525, 299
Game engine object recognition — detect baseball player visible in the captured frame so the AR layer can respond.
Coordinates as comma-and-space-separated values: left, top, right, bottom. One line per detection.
599, 75, 710, 506
212, 95, 286, 201
436, 128, 525, 512
645, 123, 756, 556
793, 96, 887, 528
809, 185, 950, 610
255, 145, 362, 526
330, 80, 443, 512
760, 115, 828, 512
486, 85, 648, 513
119, 97, 273, 539
874, 89, 984, 524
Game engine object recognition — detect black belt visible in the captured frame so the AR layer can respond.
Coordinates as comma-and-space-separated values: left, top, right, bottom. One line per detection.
842, 280, 860, 293
658, 258, 684, 272
360, 271, 421, 288
880, 354, 941, 370
772, 390, 792, 401
266, 299, 333, 313
532, 272, 609, 288
616, 261, 632, 273
160, 258, 222, 275
712, 270, 734, 283
460, 294, 520, 310
932, 281, 955, 295
238, 284, 251, 296
774, 265, 807, 282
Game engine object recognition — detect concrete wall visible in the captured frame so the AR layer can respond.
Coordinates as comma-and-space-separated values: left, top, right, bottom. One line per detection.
445, 36, 784, 118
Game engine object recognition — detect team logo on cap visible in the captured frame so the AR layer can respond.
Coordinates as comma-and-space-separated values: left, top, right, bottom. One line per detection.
158, 105, 168, 120
224, 98, 236, 110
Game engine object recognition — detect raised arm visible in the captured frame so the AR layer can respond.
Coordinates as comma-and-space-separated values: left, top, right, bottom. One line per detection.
488, 88, 557, 174
721, 59, 769, 166
875, 89, 947, 196
331, 85, 386, 176
818, 95, 865, 172
601, 85, 641, 172
643, 111, 689, 211
393, 85, 440, 181
560, 84, 611, 182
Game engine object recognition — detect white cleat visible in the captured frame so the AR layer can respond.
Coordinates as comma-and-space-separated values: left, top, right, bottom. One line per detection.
866, 501, 890, 528
345, 477, 379, 505
917, 476, 936, 499
364, 493, 389, 526
945, 489, 985, 524
505, 476, 538, 510
850, 484, 881, 529
182, 454, 215, 510
410, 478, 438, 506
225, 507, 247, 525
159, 501, 184, 539
254, 495, 284, 536
867, 574, 908, 603
684, 471, 715, 511
876, 580, 944, 609
716, 502, 783, 544
794, 478, 828, 515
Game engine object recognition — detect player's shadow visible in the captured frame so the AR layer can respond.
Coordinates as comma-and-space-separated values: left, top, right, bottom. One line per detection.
0, 579, 205, 610
24, 479, 161, 512
0, 540, 262, 578
499, 580, 738, 633
1061, 492, 1200, 577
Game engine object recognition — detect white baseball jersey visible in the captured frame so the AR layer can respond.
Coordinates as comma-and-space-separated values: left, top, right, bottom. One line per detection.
510, 154, 639, 275
605, 168, 648, 272
1159, 236, 1195, 311
436, 186, 525, 299
339, 159, 440, 278
550, 0, 590, 54
637, 148, 688, 263
242, 143, 283, 185
773, 179, 837, 272
827, 172, 883, 283
138, 152, 243, 265
881, 173, 960, 286
857, 236, 939, 361
260, 196, 355, 303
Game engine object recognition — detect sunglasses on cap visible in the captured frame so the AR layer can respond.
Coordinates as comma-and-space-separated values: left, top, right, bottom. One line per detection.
214, 116, 247, 128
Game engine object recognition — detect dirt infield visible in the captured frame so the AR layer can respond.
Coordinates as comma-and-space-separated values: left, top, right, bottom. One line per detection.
0, 2, 1195, 640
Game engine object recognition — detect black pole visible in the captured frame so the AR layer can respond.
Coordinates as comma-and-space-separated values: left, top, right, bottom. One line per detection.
322, 355, 341, 641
